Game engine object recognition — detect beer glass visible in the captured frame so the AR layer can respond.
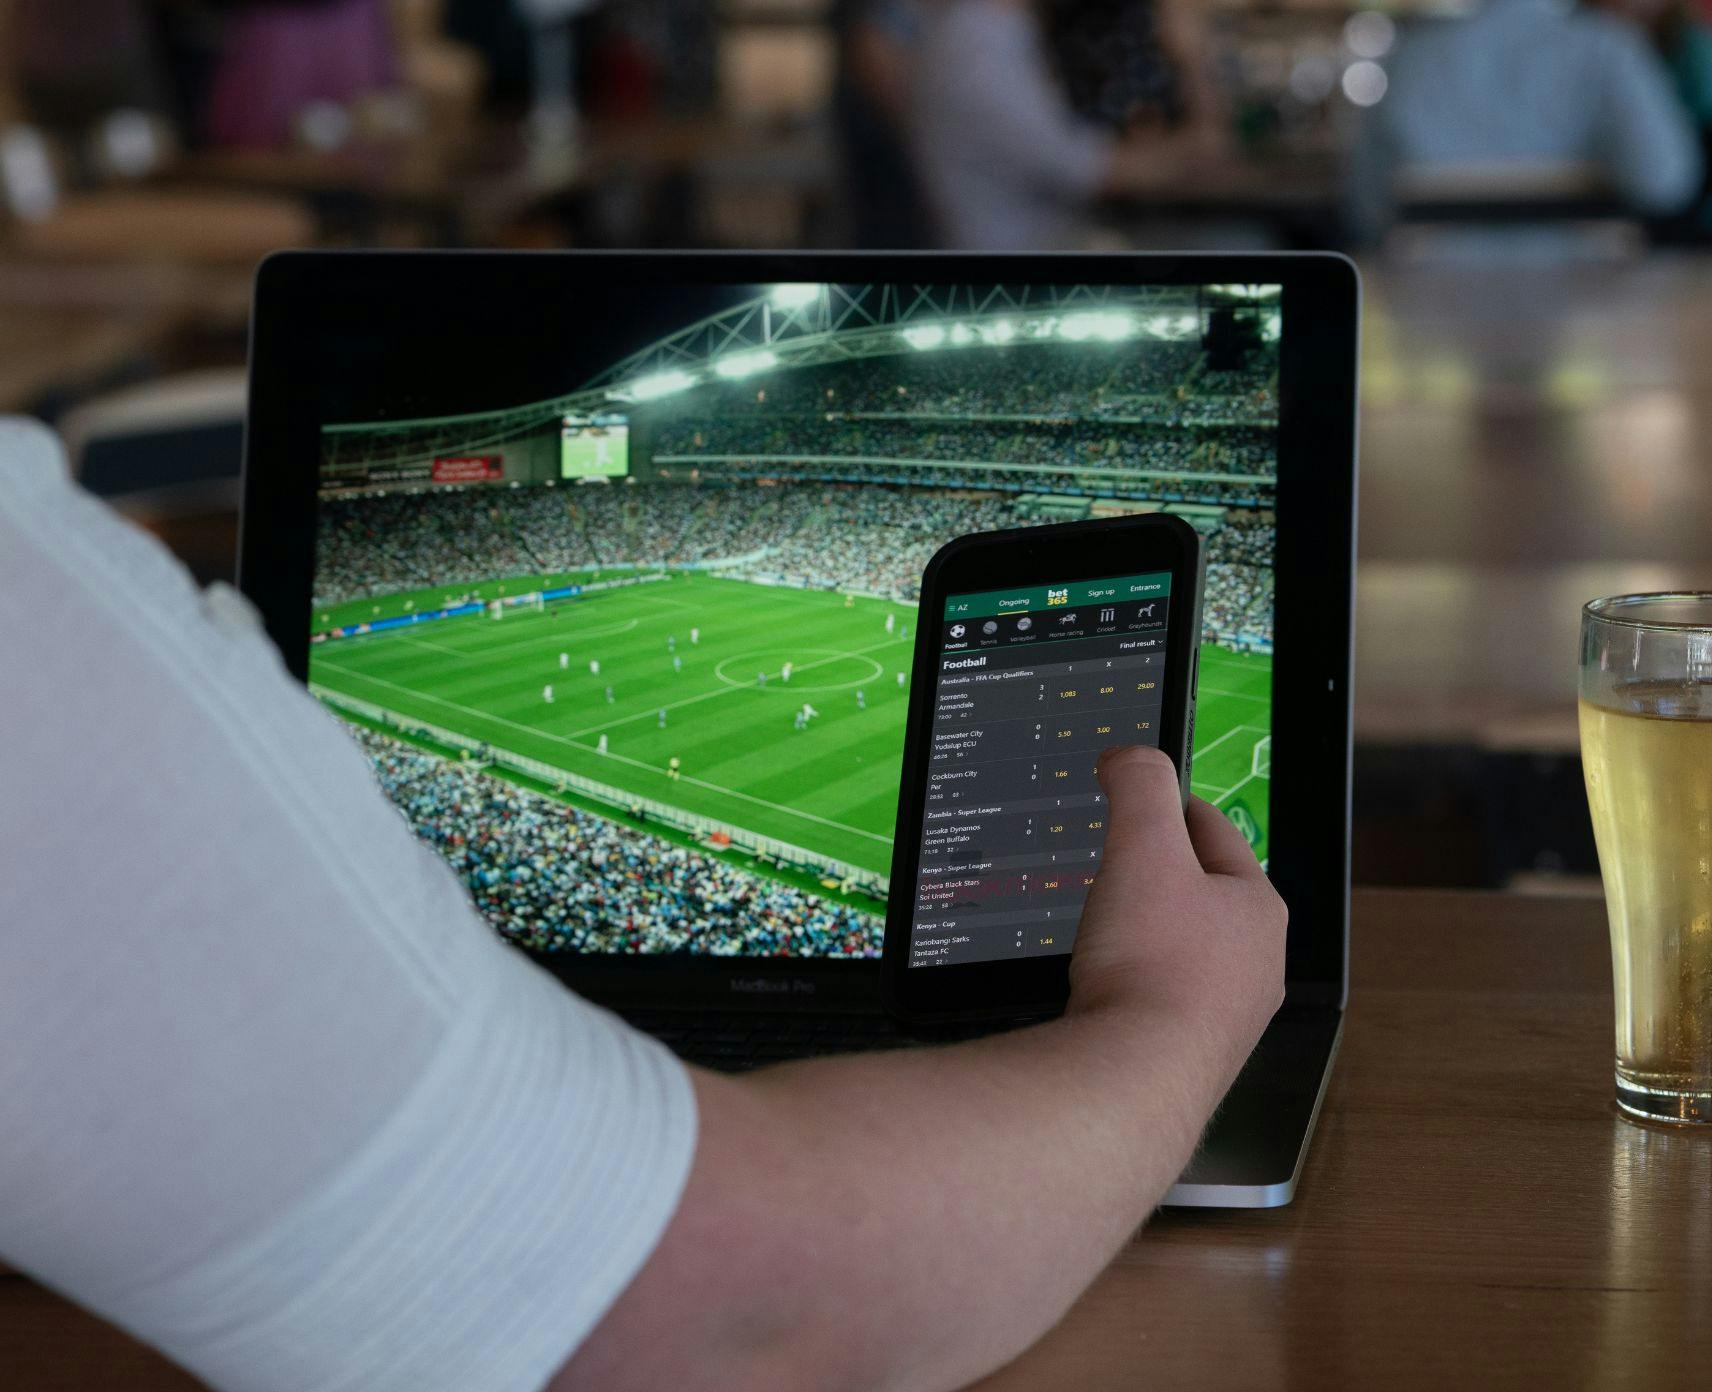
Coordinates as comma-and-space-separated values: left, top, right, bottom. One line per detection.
1580, 594, 1712, 1124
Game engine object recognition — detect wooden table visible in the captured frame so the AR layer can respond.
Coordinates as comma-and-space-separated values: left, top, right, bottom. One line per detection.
5, 890, 1707, 1390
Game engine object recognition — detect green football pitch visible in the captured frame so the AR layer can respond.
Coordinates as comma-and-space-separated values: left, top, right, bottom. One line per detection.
310, 572, 1272, 880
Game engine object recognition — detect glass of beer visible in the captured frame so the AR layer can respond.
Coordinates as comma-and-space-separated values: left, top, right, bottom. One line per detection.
1580, 594, 1712, 1125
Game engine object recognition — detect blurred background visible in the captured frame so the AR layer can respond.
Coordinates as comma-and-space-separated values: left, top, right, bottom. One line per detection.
7, 0, 1712, 893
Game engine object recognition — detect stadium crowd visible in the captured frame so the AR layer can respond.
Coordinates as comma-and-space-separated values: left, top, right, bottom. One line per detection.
671, 457, 1274, 508
721, 488, 1026, 597
316, 477, 1276, 643
1203, 564, 1274, 646
651, 418, 1276, 480
651, 340, 1274, 423
351, 725, 883, 958
316, 484, 781, 605
1212, 511, 1275, 568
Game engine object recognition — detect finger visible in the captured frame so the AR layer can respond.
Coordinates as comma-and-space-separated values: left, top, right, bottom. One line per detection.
1094, 745, 1194, 874
1184, 796, 1267, 882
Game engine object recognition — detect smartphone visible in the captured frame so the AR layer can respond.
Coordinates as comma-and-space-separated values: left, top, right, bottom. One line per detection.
883, 514, 1204, 1028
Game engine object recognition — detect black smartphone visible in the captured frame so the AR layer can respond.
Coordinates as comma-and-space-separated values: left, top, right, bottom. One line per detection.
883, 514, 1204, 1028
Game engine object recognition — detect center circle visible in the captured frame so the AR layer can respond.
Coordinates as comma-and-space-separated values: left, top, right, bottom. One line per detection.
714, 648, 886, 693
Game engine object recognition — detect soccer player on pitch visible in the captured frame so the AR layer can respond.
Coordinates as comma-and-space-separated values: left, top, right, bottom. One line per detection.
543, 685, 554, 704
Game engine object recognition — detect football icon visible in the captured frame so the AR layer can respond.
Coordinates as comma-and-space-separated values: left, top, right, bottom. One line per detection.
950, 623, 966, 638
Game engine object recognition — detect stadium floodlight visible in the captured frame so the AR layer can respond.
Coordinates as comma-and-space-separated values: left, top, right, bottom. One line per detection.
1058, 311, 1137, 343
1206, 283, 1282, 301
902, 325, 947, 351
770, 284, 820, 310
949, 323, 975, 346
714, 350, 779, 379
978, 319, 1016, 345
626, 369, 697, 401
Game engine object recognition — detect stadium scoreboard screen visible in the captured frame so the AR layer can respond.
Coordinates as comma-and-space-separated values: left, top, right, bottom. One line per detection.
562, 412, 630, 479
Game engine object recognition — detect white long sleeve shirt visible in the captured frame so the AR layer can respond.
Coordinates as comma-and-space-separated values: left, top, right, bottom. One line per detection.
0, 418, 696, 1392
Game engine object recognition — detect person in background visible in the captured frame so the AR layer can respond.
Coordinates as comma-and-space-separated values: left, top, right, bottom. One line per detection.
203, 0, 398, 150
10, 0, 166, 133
442, 0, 539, 114
1594, 0, 1712, 236
1041, 0, 1224, 142
908, 0, 1224, 251
832, 0, 932, 247
1346, 0, 1702, 246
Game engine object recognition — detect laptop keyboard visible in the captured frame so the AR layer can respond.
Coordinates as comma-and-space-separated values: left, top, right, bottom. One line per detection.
621, 1008, 909, 1072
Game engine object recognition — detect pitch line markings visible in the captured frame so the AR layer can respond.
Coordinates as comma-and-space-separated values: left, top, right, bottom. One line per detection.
315, 661, 893, 846
1200, 744, 1274, 805
1192, 723, 1268, 759
712, 649, 884, 694
442, 614, 643, 655
562, 635, 908, 739
1196, 684, 1270, 703
338, 612, 643, 658
1189, 726, 1272, 803
395, 635, 468, 658
1211, 768, 1268, 807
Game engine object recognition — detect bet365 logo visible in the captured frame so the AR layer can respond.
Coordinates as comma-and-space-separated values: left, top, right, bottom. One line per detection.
1046, 587, 1069, 607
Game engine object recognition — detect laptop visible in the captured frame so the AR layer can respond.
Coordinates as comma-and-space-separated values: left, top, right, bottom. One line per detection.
240, 251, 1358, 1207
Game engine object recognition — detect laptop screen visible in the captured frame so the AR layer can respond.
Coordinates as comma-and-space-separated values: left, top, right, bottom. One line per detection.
308, 281, 1278, 960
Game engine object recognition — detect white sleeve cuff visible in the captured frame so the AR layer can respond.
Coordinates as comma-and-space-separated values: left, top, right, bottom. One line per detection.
99, 950, 696, 1392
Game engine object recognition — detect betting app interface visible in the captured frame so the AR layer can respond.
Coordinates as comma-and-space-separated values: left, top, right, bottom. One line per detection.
907, 572, 1174, 968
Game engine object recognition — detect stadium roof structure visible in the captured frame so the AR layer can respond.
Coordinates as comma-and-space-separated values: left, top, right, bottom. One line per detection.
322, 282, 1280, 467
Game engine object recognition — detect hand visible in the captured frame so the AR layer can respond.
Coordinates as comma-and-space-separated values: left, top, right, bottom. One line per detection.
1068, 745, 1286, 1061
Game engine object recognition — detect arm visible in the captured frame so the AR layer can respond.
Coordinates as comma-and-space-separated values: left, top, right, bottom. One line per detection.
1154, 0, 1228, 145
931, 7, 1114, 201
561, 746, 1287, 1392
0, 422, 695, 1392
1597, 21, 1703, 211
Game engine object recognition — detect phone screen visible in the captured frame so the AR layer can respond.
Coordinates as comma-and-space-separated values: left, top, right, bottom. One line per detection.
906, 572, 1175, 969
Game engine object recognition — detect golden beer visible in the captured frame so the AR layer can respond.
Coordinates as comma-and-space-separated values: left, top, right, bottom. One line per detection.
1580, 691, 1712, 1121
1575, 592, 1712, 1123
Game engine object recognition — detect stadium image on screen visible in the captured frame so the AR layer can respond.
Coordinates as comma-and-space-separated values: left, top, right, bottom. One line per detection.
563, 412, 630, 479
310, 282, 1279, 960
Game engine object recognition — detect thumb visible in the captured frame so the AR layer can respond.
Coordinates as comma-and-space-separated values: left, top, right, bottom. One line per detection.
1093, 745, 1194, 879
